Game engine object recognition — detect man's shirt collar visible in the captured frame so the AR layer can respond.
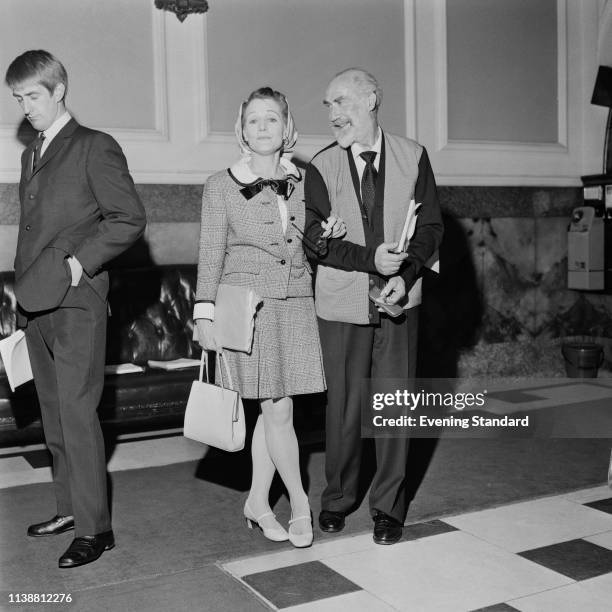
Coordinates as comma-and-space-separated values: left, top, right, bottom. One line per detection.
41, 112, 71, 152
351, 126, 382, 166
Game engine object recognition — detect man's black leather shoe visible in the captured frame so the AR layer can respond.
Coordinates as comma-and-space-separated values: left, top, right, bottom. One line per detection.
27, 515, 74, 537
318, 510, 345, 533
373, 512, 403, 545
58, 530, 115, 568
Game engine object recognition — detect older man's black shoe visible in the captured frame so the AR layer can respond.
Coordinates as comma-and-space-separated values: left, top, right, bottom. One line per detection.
318, 510, 345, 533
27, 515, 74, 537
373, 512, 403, 545
58, 530, 114, 568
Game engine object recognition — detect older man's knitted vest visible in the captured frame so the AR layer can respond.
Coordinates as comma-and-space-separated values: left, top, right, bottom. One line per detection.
312, 133, 422, 324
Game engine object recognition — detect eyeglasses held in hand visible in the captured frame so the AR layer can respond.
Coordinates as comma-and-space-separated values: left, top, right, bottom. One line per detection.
290, 222, 328, 257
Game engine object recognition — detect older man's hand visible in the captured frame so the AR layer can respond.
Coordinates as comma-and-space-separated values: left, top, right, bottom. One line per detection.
374, 242, 408, 276
321, 215, 347, 239
379, 276, 406, 305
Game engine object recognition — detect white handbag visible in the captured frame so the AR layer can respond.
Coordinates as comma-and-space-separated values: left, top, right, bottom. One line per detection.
183, 351, 245, 452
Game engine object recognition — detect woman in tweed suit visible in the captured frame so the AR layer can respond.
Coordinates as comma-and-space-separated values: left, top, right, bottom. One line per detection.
194, 87, 345, 548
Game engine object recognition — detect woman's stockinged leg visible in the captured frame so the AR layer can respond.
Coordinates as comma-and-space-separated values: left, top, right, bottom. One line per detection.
250, 413, 275, 501
245, 412, 282, 532
260, 397, 311, 536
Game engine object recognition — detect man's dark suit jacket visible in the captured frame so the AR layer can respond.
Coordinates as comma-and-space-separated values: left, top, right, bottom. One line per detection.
15, 118, 146, 323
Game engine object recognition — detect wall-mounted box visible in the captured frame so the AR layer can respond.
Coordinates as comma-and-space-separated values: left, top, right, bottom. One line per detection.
568, 206, 604, 290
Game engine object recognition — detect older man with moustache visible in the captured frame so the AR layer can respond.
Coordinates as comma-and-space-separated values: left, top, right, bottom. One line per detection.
304, 68, 443, 544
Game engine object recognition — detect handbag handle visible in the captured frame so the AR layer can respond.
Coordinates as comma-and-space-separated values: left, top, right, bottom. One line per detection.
217, 351, 236, 391
216, 352, 239, 423
198, 351, 236, 392
199, 351, 209, 383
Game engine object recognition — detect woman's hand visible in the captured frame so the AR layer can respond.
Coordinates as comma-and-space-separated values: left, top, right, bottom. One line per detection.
195, 319, 222, 352
321, 215, 347, 239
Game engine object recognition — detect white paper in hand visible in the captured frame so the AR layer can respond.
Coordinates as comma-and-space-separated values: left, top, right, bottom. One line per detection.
0, 330, 33, 392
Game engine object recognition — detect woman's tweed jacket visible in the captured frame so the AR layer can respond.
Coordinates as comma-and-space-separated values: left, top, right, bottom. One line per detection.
196, 170, 313, 306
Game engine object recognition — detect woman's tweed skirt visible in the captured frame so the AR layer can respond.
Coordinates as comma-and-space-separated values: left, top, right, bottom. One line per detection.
219, 295, 326, 400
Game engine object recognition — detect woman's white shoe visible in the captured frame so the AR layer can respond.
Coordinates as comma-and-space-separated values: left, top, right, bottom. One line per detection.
244, 502, 289, 542
288, 514, 313, 548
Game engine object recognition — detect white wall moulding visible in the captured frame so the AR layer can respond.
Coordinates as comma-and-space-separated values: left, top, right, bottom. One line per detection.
179, 0, 408, 184
0, 0, 604, 186
413, 0, 602, 186
1, 0, 408, 184
598, 0, 612, 64
202, 0, 406, 138
403, 0, 418, 140
0, 0, 170, 182
105, 8, 169, 143
446, 0, 560, 144
0, 0, 159, 133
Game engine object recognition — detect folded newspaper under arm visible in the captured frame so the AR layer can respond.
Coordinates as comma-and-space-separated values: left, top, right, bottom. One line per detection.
0, 330, 33, 392
395, 198, 440, 275
394, 199, 421, 254
389, 199, 440, 310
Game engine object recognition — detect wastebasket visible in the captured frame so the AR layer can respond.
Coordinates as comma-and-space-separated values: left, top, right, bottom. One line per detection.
561, 342, 604, 378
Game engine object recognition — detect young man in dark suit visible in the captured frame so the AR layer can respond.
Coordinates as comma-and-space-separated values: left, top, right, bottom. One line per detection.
5, 50, 146, 567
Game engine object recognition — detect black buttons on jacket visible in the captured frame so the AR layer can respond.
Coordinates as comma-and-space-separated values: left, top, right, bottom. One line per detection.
280, 259, 286, 265
287, 238, 292, 244
25, 225, 31, 231
290, 216, 295, 221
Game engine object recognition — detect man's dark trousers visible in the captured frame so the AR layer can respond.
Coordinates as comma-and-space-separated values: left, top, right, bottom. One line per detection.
25, 281, 110, 536
319, 308, 418, 524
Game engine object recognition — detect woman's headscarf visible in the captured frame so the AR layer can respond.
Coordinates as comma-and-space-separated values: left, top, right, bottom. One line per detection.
234, 93, 298, 159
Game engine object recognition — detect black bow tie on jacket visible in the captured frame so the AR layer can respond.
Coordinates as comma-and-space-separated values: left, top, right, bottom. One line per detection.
240, 178, 294, 200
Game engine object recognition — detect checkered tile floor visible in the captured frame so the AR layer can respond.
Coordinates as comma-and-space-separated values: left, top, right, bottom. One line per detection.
222, 486, 612, 611
481, 379, 612, 415
1, 378, 611, 610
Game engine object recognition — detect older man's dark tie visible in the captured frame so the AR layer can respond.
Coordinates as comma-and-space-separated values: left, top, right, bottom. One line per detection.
360, 150, 377, 219
32, 132, 45, 173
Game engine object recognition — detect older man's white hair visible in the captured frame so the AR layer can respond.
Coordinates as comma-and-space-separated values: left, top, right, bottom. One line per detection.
334, 68, 383, 111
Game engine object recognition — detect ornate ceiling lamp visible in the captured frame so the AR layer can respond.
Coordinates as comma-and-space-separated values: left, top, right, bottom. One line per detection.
154, 0, 209, 22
